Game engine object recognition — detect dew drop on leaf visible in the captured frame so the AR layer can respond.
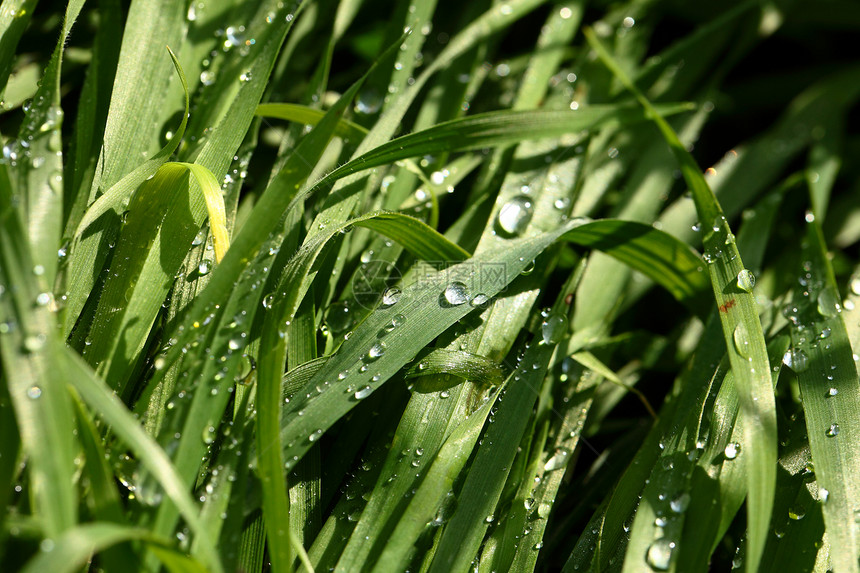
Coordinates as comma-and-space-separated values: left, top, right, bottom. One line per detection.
541, 314, 567, 345
444, 282, 469, 306
724, 442, 740, 459
354, 386, 372, 400
646, 538, 674, 571
497, 196, 533, 236
381, 287, 401, 307
736, 269, 755, 292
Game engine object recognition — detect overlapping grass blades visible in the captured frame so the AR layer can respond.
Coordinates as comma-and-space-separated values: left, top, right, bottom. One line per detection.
3, 1, 860, 571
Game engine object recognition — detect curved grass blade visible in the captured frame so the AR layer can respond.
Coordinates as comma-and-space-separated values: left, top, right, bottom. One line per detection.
19, 523, 209, 573
403, 349, 505, 386
315, 104, 693, 189
81, 162, 222, 396
586, 28, 777, 572
255, 103, 368, 142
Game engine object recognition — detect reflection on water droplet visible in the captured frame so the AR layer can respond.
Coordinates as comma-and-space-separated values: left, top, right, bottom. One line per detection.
826, 423, 840, 437
366, 342, 386, 361
732, 323, 751, 358
355, 88, 383, 114
27, 386, 42, 399
670, 493, 690, 513
788, 505, 806, 520
724, 442, 740, 459
544, 448, 569, 471
783, 348, 808, 372
817, 288, 841, 317
646, 538, 675, 571
470, 293, 490, 308
497, 196, 533, 236
197, 260, 212, 275
541, 314, 567, 345
354, 386, 372, 400
736, 269, 755, 292
444, 282, 469, 306
381, 287, 401, 307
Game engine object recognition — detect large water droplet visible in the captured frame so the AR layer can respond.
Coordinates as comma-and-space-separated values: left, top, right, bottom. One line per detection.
444, 282, 469, 306
197, 260, 212, 276
541, 314, 567, 345
354, 385, 372, 400
326, 302, 353, 332
732, 323, 751, 358
470, 293, 490, 308
497, 196, 534, 236
544, 448, 569, 471
817, 288, 841, 317
724, 442, 740, 460
737, 269, 755, 292
365, 342, 386, 362
354, 88, 383, 115
381, 287, 401, 307
670, 493, 690, 513
783, 348, 809, 372
646, 538, 675, 571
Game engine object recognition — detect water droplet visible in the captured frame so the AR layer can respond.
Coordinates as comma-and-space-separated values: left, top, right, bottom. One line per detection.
262, 294, 275, 309
239, 70, 252, 82
851, 276, 860, 296
202, 426, 216, 444
497, 196, 534, 236
383, 313, 406, 332
197, 260, 212, 275
783, 348, 809, 372
354, 88, 383, 115
23, 334, 45, 352
470, 293, 490, 308
485, 514, 495, 523
308, 429, 323, 442
554, 197, 570, 210
724, 442, 740, 459
365, 341, 386, 361
444, 282, 469, 306
646, 538, 675, 571
544, 448, 569, 471
27, 386, 42, 399
381, 287, 401, 307
817, 288, 841, 317
737, 269, 755, 292
541, 314, 567, 345
670, 493, 690, 513
828, 387, 838, 397
326, 302, 353, 332
788, 505, 806, 520
354, 386, 372, 400
200, 70, 215, 86
732, 323, 751, 358
820, 488, 830, 504
826, 423, 840, 437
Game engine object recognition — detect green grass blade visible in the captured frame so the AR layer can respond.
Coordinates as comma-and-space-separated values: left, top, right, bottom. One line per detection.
586, 29, 777, 572
317, 104, 692, 187
63, 47, 190, 337
256, 103, 368, 142
787, 218, 860, 572
61, 350, 222, 572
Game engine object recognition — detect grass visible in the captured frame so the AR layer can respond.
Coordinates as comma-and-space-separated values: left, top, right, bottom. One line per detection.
1, 0, 859, 571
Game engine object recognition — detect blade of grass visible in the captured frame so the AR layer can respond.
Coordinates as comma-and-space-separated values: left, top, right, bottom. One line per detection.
587, 28, 778, 572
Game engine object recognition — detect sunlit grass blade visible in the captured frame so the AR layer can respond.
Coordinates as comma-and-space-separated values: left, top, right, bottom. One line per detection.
586, 28, 777, 572
785, 217, 860, 572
